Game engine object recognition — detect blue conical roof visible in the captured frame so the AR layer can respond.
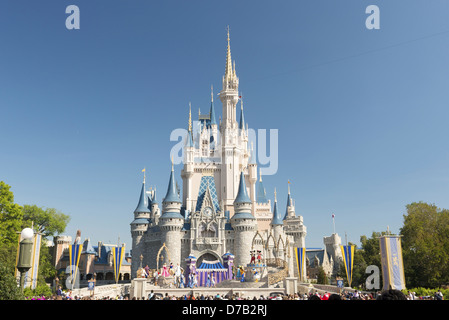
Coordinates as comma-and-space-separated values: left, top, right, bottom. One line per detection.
163, 167, 181, 203
234, 171, 252, 204
210, 100, 217, 125
271, 199, 283, 225
135, 182, 151, 213
256, 179, 268, 204
239, 104, 245, 130
284, 192, 292, 220
186, 130, 194, 147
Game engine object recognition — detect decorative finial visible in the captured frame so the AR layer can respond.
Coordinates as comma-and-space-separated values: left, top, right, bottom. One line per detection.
188, 102, 192, 132
171, 155, 174, 171
142, 167, 146, 183
259, 168, 262, 182
211, 85, 214, 102
288, 180, 291, 194
274, 188, 277, 202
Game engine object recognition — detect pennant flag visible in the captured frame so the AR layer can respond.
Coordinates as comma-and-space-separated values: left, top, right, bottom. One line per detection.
29, 233, 42, 289
69, 243, 82, 286
112, 245, 125, 284
379, 235, 406, 290
340, 245, 355, 287
142, 168, 145, 172
294, 247, 306, 281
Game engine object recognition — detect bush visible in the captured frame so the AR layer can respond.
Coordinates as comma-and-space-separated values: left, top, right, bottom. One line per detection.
0, 263, 24, 300
403, 287, 449, 299
23, 284, 52, 299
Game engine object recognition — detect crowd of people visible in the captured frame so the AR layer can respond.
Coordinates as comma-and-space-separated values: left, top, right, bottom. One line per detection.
26, 288, 444, 301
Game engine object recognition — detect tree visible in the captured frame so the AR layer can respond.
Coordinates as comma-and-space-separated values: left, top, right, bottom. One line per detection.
400, 202, 449, 288
0, 263, 24, 300
22, 204, 70, 239
0, 181, 70, 291
316, 266, 329, 285
0, 181, 23, 245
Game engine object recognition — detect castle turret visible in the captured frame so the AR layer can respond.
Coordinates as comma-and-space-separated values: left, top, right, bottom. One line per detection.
231, 171, 257, 267
130, 170, 151, 277
283, 182, 307, 279
159, 160, 184, 267
182, 104, 195, 213
270, 188, 283, 241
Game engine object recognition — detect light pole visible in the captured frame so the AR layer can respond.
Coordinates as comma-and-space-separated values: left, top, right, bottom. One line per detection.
17, 228, 34, 291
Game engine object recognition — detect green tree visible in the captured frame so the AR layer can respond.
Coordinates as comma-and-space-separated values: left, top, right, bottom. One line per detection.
316, 266, 329, 285
400, 202, 449, 288
0, 181, 70, 292
22, 204, 70, 238
0, 181, 23, 245
0, 263, 24, 300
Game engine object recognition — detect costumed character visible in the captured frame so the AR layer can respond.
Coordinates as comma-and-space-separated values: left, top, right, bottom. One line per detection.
179, 274, 185, 288
193, 273, 198, 288
161, 263, 170, 277
211, 273, 216, 287
206, 273, 211, 287
250, 250, 256, 264
239, 266, 245, 282
257, 251, 262, 264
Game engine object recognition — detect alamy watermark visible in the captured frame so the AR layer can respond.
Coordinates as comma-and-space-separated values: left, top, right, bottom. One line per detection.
170, 123, 279, 176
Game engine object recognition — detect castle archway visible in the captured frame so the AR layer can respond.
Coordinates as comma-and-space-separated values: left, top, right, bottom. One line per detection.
196, 251, 221, 267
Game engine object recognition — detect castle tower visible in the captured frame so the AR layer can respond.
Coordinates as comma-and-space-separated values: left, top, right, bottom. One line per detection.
130, 171, 151, 277
219, 27, 242, 214
282, 183, 307, 279
210, 85, 218, 154
231, 171, 257, 267
323, 233, 343, 273
159, 160, 184, 267
270, 188, 283, 241
181, 103, 195, 214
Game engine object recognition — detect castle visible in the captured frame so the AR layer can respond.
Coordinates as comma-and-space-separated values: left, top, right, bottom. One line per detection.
130, 29, 342, 283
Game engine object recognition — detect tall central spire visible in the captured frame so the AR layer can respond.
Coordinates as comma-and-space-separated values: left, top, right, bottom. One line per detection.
225, 26, 233, 81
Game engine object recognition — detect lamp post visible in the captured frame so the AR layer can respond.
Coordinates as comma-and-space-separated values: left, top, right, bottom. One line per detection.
17, 228, 34, 291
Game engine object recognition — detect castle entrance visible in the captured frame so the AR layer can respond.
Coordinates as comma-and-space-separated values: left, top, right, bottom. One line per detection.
196, 252, 220, 267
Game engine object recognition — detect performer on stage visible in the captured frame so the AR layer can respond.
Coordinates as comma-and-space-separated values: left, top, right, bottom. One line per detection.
206, 273, 211, 287
161, 263, 170, 277
257, 250, 262, 264
239, 266, 245, 282
211, 273, 216, 288
192, 273, 198, 288
250, 250, 256, 264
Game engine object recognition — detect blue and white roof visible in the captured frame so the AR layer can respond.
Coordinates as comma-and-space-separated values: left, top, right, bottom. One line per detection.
134, 182, 151, 213
195, 175, 220, 212
197, 260, 227, 271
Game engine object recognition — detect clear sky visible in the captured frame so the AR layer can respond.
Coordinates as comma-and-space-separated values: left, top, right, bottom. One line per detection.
1, 0, 449, 251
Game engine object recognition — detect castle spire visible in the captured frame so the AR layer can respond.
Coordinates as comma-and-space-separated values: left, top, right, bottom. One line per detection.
188, 102, 192, 133
210, 85, 217, 125
134, 171, 151, 213
239, 95, 245, 131
271, 188, 283, 225
225, 26, 233, 81
285, 180, 293, 220
186, 103, 194, 147
163, 158, 181, 204
234, 171, 252, 205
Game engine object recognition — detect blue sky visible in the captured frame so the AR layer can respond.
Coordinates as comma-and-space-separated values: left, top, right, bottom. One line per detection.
1, 0, 449, 250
